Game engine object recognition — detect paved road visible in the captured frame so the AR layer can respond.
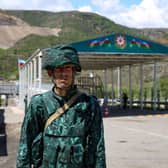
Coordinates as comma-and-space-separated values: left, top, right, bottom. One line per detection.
0, 106, 23, 167
1, 105, 168, 168
104, 114, 168, 168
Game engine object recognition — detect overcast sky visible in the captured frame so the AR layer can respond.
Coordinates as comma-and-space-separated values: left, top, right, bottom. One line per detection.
0, 0, 168, 28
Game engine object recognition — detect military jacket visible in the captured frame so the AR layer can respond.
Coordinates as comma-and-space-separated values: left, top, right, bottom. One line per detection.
16, 88, 106, 168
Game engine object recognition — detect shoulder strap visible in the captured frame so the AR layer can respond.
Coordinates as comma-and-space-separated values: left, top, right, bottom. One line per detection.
44, 92, 81, 130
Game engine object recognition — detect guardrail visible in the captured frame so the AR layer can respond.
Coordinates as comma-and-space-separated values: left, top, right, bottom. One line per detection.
0, 82, 18, 106
0, 82, 18, 95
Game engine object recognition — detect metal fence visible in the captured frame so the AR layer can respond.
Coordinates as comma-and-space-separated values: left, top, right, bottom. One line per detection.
0, 82, 18, 95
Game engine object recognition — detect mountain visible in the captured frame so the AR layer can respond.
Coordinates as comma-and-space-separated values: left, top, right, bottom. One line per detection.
0, 10, 168, 80
0, 10, 61, 49
141, 28, 168, 45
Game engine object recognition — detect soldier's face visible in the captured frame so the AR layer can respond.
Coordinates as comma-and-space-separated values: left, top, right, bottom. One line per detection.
52, 64, 75, 89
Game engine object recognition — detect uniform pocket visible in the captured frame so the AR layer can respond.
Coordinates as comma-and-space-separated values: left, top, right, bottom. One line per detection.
42, 135, 60, 166
43, 124, 85, 167
71, 144, 84, 164
57, 146, 71, 164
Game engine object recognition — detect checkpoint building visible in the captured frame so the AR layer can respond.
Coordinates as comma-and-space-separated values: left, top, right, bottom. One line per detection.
18, 33, 168, 111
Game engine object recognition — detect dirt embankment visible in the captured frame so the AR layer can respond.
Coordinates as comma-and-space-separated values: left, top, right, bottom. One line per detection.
0, 12, 61, 49
0, 26, 61, 48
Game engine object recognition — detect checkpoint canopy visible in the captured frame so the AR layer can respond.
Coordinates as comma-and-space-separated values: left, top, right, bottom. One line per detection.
69, 33, 168, 69
18, 33, 168, 110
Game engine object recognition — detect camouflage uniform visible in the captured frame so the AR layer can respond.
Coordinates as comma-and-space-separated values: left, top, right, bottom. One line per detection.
16, 45, 106, 168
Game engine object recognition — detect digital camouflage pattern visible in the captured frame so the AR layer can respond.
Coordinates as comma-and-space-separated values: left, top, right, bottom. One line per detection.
16, 87, 106, 168
42, 45, 81, 72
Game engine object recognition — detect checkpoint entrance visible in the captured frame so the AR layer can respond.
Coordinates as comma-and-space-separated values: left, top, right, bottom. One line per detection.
18, 33, 168, 111
70, 33, 168, 110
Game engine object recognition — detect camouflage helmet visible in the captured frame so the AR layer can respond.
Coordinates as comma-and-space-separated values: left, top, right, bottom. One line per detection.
42, 45, 81, 72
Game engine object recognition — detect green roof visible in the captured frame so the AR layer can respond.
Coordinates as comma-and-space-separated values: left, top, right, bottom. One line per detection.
70, 33, 168, 55
67, 33, 168, 69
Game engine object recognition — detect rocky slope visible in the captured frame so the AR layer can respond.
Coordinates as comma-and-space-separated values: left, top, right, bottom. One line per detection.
1, 11, 168, 49
142, 28, 168, 45
0, 12, 61, 48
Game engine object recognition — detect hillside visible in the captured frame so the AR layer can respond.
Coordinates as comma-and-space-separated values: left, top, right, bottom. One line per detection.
0, 11, 61, 49
0, 10, 141, 49
4, 10, 168, 44
0, 10, 168, 81
142, 28, 168, 45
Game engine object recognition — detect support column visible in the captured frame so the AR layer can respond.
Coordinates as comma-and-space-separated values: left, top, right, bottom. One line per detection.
129, 65, 132, 109
33, 58, 37, 89
19, 66, 25, 108
18, 65, 22, 107
103, 69, 108, 106
25, 65, 28, 101
30, 61, 33, 99
117, 66, 122, 108
22, 66, 27, 111
139, 64, 144, 110
111, 68, 115, 106
21, 67, 24, 108
38, 51, 42, 91
153, 62, 157, 111
27, 62, 30, 103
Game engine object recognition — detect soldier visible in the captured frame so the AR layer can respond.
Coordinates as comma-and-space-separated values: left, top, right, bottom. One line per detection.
16, 45, 106, 168
122, 92, 128, 110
